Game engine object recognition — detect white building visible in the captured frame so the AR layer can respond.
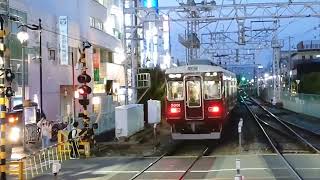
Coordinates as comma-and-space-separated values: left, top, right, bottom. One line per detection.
138, 0, 171, 69
9, 0, 126, 121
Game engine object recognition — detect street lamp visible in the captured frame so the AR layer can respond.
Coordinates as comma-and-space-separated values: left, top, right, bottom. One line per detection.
17, 31, 29, 103
17, 30, 29, 151
18, 19, 43, 114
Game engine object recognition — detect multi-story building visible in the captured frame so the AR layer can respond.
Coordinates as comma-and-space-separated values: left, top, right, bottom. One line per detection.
140, 14, 171, 69
291, 40, 320, 66
9, 0, 125, 121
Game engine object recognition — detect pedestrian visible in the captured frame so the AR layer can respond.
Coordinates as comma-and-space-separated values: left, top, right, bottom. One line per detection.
68, 121, 80, 159
37, 112, 52, 149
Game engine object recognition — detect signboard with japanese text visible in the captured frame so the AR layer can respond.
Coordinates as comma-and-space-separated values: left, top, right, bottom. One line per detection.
59, 16, 69, 65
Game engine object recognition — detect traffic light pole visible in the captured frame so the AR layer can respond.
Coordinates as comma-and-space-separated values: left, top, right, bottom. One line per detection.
39, 19, 43, 115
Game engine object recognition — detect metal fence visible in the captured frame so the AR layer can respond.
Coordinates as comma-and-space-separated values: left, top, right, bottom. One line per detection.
262, 88, 320, 118
10, 137, 82, 179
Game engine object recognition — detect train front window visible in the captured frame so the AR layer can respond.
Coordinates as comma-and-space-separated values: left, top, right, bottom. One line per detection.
186, 80, 201, 107
204, 81, 221, 99
167, 81, 184, 101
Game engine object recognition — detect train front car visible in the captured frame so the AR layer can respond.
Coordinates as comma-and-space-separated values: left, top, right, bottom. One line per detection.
165, 65, 237, 140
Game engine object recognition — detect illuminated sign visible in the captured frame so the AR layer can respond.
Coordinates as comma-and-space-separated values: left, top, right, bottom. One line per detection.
143, 0, 158, 12
59, 16, 68, 65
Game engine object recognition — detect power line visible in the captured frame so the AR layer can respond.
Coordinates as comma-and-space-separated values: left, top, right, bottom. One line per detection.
27, 19, 113, 47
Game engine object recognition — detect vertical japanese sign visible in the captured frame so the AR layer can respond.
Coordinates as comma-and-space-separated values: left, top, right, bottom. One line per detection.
59, 16, 68, 65
93, 49, 100, 81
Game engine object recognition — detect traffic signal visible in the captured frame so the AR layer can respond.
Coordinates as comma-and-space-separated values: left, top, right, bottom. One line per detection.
5, 69, 15, 82
7, 114, 18, 126
78, 85, 92, 96
79, 98, 89, 107
77, 72, 91, 84
5, 87, 14, 97
5, 69, 15, 97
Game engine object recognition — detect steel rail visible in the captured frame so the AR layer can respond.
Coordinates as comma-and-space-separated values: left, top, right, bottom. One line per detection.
129, 153, 167, 180
129, 141, 182, 180
178, 147, 209, 180
241, 96, 303, 180
250, 98, 320, 153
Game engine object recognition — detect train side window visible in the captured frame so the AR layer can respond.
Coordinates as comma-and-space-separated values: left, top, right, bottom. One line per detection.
204, 81, 221, 99
167, 81, 184, 101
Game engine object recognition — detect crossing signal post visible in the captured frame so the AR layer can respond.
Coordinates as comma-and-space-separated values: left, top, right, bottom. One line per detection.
0, 14, 14, 180
0, 15, 6, 180
77, 42, 92, 127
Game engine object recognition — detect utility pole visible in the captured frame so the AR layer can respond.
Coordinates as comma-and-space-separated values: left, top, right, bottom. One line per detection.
271, 20, 282, 105
123, 0, 141, 104
288, 36, 293, 92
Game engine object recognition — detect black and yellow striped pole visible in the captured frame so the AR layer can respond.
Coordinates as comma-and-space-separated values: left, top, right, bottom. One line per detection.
77, 42, 92, 127
0, 15, 6, 180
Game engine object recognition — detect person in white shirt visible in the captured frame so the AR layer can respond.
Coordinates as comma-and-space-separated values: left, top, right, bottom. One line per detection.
69, 121, 79, 159
37, 112, 52, 149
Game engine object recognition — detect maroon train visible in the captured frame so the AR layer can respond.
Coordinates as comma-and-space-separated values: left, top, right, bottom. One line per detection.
165, 64, 237, 139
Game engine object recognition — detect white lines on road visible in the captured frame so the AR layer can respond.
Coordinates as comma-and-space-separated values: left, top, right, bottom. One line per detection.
86, 167, 320, 175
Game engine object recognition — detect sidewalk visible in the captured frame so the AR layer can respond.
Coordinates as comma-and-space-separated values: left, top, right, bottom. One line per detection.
253, 98, 320, 135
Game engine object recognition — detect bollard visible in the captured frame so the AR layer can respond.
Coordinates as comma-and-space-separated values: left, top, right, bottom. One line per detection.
234, 159, 244, 180
238, 118, 243, 154
52, 160, 61, 176
153, 123, 157, 152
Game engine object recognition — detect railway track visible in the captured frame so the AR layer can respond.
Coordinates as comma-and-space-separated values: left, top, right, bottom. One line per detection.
240, 95, 320, 180
129, 141, 212, 180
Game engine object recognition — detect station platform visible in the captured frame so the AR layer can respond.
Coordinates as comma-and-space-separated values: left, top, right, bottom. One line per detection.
252, 98, 320, 135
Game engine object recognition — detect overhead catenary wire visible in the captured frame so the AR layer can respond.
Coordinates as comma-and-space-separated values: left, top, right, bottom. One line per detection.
26, 19, 107, 47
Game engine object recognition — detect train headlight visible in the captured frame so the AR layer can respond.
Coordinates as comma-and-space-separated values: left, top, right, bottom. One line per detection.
7, 115, 19, 125
8, 117, 15, 123
9, 127, 20, 142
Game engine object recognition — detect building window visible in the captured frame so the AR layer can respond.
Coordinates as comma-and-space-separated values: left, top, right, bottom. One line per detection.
90, 17, 104, 31
113, 0, 120, 6
95, 0, 108, 7
96, 19, 104, 31
108, 51, 113, 63
49, 49, 56, 60
302, 55, 305, 60
90, 17, 95, 27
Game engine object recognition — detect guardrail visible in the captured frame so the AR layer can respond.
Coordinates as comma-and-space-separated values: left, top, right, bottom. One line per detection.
9, 134, 88, 179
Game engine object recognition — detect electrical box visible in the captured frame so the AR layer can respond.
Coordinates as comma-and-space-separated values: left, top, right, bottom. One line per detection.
148, 100, 161, 124
115, 104, 144, 139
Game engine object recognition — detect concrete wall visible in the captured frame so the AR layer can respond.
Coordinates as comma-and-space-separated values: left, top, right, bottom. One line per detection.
262, 88, 320, 118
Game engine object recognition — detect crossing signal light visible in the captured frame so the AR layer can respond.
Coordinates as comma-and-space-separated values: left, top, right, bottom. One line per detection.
77, 73, 91, 84
79, 98, 90, 106
78, 85, 92, 95
5, 87, 14, 97
5, 69, 15, 82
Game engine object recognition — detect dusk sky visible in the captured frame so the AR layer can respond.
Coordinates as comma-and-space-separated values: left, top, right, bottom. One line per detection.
158, 0, 320, 66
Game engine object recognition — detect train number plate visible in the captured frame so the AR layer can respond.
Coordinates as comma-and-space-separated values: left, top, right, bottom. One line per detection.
187, 66, 198, 71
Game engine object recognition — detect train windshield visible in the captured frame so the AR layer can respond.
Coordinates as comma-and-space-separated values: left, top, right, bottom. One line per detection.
204, 81, 221, 99
167, 81, 184, 101
186, 79, 201, 107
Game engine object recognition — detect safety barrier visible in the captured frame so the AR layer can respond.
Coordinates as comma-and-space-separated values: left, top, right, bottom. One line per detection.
8, 135, 85, 179
57, 130, 90, 158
